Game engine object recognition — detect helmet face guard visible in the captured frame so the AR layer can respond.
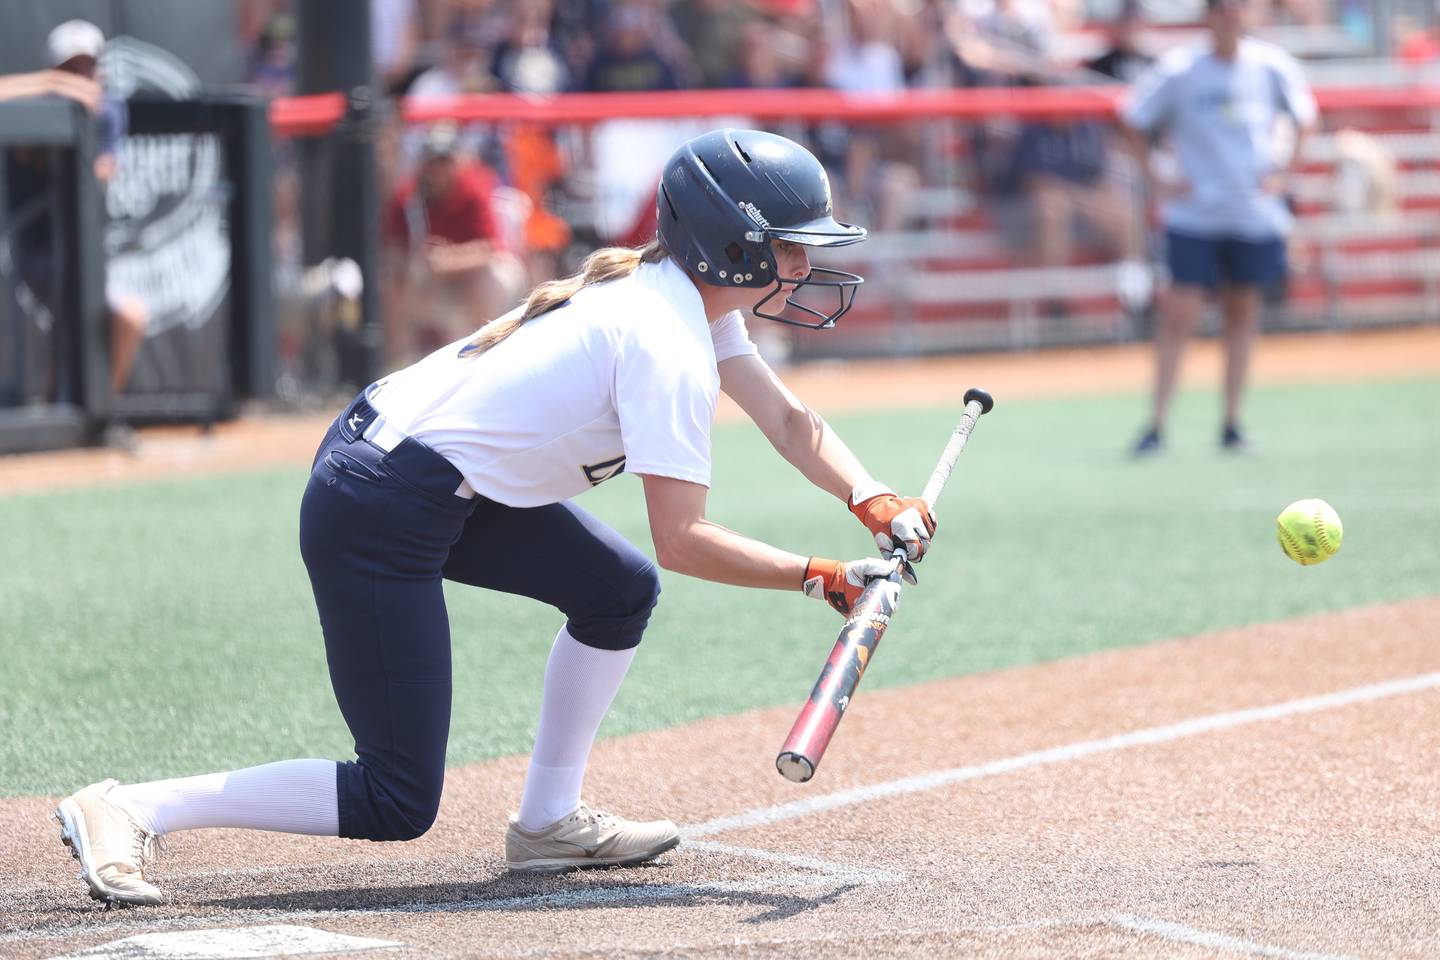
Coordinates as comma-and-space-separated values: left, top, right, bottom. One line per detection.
751, 263, 864, 330
657, 129, 869, 331
746, 223, 865, 330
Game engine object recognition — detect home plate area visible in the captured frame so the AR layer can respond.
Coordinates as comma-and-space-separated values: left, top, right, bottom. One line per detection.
50, 925, 400, 960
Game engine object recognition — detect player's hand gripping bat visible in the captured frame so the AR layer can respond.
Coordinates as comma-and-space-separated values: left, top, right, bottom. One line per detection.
775, 387, 995, 783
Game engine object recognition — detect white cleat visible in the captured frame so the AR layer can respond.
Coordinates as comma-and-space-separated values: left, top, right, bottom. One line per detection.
506, 803, 680, 874
54, 779, 165, 907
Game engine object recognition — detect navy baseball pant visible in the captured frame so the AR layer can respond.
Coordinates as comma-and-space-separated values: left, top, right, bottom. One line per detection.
299, 391, 660, 841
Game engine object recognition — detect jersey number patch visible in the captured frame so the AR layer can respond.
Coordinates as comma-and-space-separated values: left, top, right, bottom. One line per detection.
583, 455, 626, 486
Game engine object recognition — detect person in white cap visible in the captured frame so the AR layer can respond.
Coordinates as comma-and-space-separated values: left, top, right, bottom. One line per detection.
48, 20, 123, 185
0, 21, 148, 399
48, 18, 105, 62
33, 19, 149, 395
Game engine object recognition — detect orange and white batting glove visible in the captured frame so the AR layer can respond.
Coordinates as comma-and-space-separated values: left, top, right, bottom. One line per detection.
848, 480, 938, 562
802, 556, 914, 616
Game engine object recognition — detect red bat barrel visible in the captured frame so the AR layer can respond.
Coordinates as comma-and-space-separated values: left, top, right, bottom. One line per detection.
775, 575, 903, 783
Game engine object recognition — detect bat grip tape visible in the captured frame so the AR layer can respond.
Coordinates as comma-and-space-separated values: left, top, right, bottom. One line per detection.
920, 398, 985, 509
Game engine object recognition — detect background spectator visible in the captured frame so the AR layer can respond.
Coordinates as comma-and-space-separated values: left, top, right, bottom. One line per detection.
409, 17, 495, 97
893, 0, 960, 87
819, 0, 921, 236
963, 0, 1145, 315
961, 0, 1057, 83
3, 20, 148, 399
248, 11, 296, 98
671, 0, 755, 88
721, 15, 811, 88
583, 3, 685, 92
50, 21, 150, 396
382, 122, 526, 363
372, 0, 422, 95
404, 13, 499, 166
1013, 118, 1145, 286
823, 0, 907, 94
490, 1, 570, 94
1087, 0, 1152, 83
1124, 0, 1317, 455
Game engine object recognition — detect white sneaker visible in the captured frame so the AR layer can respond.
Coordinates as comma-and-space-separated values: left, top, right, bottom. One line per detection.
54, 779, 165, 906
506, 803, 680, 874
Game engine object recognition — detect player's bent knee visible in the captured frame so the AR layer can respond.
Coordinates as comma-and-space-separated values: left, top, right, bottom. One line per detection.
337, 758, 444, 841
569, 561, 661, 652
351, 791, 441, 842
385, 800, 440, 841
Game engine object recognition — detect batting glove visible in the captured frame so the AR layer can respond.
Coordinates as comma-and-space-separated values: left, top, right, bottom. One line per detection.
803, 556, 915, 616
848, 480, 938, 562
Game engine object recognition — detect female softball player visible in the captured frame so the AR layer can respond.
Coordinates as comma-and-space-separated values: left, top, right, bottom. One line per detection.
53, 129, 939, 904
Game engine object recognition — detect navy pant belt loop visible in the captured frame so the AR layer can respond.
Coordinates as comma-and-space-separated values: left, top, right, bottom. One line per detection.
338, 391, 379, 444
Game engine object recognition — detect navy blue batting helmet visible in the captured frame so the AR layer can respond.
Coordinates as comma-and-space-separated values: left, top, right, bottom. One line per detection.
656, 128, 867, 329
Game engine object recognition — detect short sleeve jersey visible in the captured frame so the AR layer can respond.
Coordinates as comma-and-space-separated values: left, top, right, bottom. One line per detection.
368, 258, 758, 508
1124, 38, 1317, 239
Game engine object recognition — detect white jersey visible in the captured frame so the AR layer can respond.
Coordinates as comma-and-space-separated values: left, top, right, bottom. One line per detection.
368, 257, 758, 508
1124, 38, 1317, 239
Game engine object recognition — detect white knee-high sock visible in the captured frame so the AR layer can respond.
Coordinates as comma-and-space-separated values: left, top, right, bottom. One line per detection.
108, 758, 339, 837
517, 626, 636, 831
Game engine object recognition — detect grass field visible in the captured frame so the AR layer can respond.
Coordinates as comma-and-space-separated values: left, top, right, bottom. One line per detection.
2, 377, 1437, 797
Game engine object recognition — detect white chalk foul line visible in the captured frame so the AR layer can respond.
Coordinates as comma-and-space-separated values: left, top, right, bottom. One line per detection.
684, 840, 904, 884
468, 917, 1100, 959
685, 671, 1440, 838
1112, 914, 1358, 960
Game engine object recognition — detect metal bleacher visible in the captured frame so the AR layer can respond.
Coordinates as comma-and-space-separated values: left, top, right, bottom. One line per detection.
804, 112, 1440, 359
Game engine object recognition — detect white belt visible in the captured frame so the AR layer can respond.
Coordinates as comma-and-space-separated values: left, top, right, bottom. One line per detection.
362, 416, 407, 453
362, 415, 477, 500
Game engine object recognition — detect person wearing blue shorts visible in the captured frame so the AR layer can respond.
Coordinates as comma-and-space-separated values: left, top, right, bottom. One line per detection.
50, 129, 942, 905
1123, 0, 1316, 454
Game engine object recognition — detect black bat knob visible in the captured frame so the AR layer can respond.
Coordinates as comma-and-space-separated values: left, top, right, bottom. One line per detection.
964, 387, 995, 415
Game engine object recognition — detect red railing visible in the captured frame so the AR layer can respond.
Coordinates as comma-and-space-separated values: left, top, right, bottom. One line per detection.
268, 85, 1440, 138
268, 91, 347, 137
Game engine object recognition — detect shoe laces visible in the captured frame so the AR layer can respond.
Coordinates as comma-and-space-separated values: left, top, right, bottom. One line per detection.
130, 827, 164, 873
573, 804, 618, 828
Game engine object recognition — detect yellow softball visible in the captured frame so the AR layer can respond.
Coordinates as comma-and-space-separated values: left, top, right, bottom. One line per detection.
1276, 499, 1343, 566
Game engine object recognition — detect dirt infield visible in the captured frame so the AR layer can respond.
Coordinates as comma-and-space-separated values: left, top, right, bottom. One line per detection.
3, 327, 1438, 958
2, 597, 1437, 958
2, 326, 1438, 495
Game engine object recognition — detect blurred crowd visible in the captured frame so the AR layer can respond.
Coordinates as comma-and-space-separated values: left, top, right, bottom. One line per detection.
239, 0, 1401, 101
1, 1, 1428, 424
232, 0, 1429, 368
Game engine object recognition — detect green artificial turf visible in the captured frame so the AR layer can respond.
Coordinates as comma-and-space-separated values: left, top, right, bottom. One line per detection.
2, 376, 1436, 796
